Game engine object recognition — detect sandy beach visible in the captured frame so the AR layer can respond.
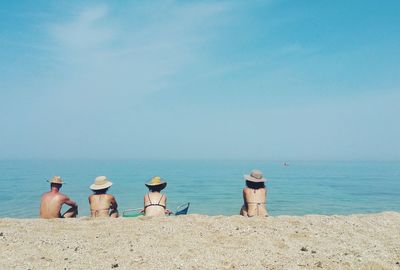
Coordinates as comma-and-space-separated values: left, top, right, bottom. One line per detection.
1, 212, 399, 270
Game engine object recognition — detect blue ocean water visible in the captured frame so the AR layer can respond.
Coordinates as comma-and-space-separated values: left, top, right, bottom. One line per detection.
0, 160, 399, 218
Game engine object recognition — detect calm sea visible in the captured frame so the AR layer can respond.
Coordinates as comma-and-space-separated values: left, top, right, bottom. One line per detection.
0, 160, 399, 218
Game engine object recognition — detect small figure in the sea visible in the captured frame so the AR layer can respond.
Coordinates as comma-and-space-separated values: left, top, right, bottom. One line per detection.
240, 169, 268, 217
89, 176, 119, 218
40, 176, 78, 219
143, 176, 171, 217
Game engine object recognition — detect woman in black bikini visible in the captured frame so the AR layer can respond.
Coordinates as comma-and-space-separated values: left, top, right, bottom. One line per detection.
143, 176, 171, 217
240, 169, 268, 217
89, 176, 119, 218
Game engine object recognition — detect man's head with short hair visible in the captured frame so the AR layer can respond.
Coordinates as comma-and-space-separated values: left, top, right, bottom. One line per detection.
48, 176, 64, 190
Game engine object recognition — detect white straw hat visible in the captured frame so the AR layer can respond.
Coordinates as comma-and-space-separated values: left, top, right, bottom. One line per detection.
244, 169, 266, 183
90, 176, 113, 190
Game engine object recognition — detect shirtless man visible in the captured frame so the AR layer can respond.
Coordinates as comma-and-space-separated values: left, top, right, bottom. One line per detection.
40, 176, 78, 218
143, 176, 172, 217
88, 176, 118, 218
240, 169, 268, 217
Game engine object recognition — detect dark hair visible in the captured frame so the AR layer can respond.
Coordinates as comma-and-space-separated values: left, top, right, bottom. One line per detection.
93, 188, 109, 195
51, 183, 62, 189
148, 183, 166, 192
246, 180, 265, 189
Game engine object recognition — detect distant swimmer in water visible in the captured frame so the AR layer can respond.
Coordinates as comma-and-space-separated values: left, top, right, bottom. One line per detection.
40, 176, 78, 219
143, 176, 172, 217
284, 162, 289, 166
240, 170, 268, 217
89, 176, 119, 218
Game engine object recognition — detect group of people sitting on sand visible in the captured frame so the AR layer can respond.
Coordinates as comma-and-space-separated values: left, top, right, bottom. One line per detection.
39, 169, 268, 218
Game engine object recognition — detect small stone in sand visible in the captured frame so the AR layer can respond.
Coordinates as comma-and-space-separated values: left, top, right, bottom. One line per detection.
0, 232, 3, 236
111, 263, 119, 268
316, 261, 322, 268
311, 250, 317, 254
300, 247, 308, 252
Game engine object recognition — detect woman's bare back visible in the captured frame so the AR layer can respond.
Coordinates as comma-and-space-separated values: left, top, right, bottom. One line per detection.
144, 192, 167, 217
241, 188, 268, 217
89, 194, 118, 218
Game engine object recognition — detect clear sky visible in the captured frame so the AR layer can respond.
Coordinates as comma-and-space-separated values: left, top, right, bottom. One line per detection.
1, 1, 399, 160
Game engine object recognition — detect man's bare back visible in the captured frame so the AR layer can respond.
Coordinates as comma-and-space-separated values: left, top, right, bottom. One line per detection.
40, 177, 78, 219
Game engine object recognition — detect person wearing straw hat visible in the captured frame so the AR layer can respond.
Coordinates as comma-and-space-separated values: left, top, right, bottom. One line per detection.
89, 176, 119, 218
143, 176, 171, 217
240, 169, 269, 217
40, 176, 78, 219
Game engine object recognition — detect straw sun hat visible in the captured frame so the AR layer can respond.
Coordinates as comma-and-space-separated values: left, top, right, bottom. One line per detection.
47, 176, 64, 184
244, 169, 266, 183
90, 176, 113, 190
145, 176, 167, 188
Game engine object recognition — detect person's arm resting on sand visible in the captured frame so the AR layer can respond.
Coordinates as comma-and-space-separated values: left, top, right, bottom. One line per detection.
110, 196, 118, 210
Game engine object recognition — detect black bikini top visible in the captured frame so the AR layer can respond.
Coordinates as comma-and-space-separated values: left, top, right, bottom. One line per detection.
144, 193, 166, 209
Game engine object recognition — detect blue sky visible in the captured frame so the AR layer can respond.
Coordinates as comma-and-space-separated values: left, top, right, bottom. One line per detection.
0, 0, 399, 160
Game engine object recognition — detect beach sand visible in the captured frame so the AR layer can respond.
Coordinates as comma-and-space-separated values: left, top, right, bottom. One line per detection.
1, 212, 399, 270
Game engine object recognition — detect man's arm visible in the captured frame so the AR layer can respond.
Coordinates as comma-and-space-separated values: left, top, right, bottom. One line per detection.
63, 196, 78, 208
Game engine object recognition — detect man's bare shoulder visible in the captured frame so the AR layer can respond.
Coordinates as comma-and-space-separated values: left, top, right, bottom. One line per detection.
41, 191, 50, 198
57, 192, 70, 200
41, 191, 57, 199
41, 192, 69, 203
48, 192, 69, 200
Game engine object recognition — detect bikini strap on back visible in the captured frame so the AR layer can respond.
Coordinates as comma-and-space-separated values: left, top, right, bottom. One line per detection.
157, 194, 164, 204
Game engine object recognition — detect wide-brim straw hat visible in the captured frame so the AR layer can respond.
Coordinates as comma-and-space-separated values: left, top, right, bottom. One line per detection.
145, 176, 167, 188
90, 176, 113, 190
244, 169, 266, 183
47, 176, 64, 184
